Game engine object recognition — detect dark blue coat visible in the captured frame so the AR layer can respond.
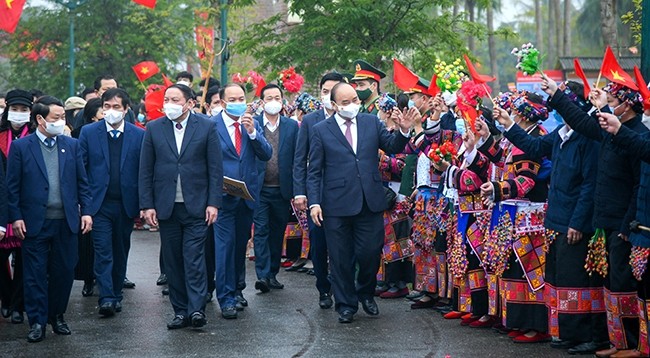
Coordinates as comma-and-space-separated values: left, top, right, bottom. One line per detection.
504, 124, 599, 234
6, 134, 92, 235
79, 120, 145, 218
293, 109, 327, 198
254, 115, 299, 201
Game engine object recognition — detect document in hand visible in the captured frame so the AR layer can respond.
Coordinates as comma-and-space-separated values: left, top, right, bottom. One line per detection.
223, 176, 254, 201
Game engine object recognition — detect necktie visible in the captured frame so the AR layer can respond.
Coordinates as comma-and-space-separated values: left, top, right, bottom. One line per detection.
45, 137, 55, 148
344, 119, 353, 148
110, 129, 120, 139
175, 122, 183, 130
233, 122, 242, 155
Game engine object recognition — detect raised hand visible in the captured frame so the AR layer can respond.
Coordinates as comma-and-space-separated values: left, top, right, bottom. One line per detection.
597, 112, 622, 135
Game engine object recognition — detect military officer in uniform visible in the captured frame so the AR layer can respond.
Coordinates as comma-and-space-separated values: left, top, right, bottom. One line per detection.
350, 60, 385, 115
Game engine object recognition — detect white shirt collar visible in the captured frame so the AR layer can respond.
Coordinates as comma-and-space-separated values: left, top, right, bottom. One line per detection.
104, 119, 125, 133
557, 124, 574, 143
172, 116, 189, 130
263, 114, 280, 131
35, 130, 54, 144
334, 113, 355, 126
222, 113, 239, 127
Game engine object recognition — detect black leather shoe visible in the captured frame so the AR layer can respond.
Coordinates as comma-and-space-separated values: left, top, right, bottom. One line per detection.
27, 323, 45, 342
99, 302, 115, 317
190, 312, 207, 328
167, 315, 188, 330
1, 306, 10, 318
269, 277, 284, 289
285, 258, 307, 272
50, 315, 71, 335
11, 310, 24, 324
162, 287, 169, 296
123, 277, 136, 289
115, 302, 122, 313
319, 293, 333, 309
360, 298, 379, 316
236, 294, 248, 307
549, 339, 576, 349
82, 280, 94, 297
156, 273, 167, 286
221, 306, 237, 319
567, 341, 610, 355
338, 310, 354, 323
255, 278, 270, 293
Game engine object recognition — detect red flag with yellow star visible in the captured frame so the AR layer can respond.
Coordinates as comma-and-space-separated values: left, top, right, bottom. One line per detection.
0, 0, 27, 34
132, 61, 160, 82
601, 46, 638, 91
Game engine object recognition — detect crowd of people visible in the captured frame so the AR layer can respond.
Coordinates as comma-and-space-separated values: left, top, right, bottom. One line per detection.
1, 58, 650, 358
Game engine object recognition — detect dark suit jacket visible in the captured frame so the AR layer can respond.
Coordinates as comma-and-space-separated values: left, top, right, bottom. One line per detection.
293, 109, 327, 198
214, 112, 272, 210
139, 113, 223, 220
254, 115, 299, 201
307, 113, 410, 216
6, 134, 92, 235
79, 120, 145, 218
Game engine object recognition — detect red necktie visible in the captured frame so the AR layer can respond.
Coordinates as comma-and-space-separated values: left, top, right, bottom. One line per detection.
233, 122, 242, 155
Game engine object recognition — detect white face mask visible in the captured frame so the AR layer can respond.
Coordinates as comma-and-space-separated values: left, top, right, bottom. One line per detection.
264, 100, 283, 115
44, 119, 66, 136
322, 94, 332, 110
164, 103, 185, 120
210, 106, 223, 116
177, 80, 191, 87
8, 111, 31, 125
103, 109, 124, 125
336, 102, 360, 119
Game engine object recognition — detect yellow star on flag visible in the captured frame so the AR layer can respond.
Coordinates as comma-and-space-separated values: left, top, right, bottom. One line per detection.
6, 0, 14, 9
140, 67, 149, 74
610, 70, 625, 82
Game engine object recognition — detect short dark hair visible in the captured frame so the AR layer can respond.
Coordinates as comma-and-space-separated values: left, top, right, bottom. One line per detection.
396, 92, 409, 111
102, 88, 131, 108
259, 84, 283, 99
199, 77, 221, 89
219, 83, 246, 100
206, 86, 221, 103
31, 95, 64, 122
93, 75, 118, 91
176, 71, 194, 82
330, 82, 353, 103
31, 89, 45, 100
83, 98, 103, 124
319, 72, 345, 89
80, 87, 95, 100
167, 84, 195, 101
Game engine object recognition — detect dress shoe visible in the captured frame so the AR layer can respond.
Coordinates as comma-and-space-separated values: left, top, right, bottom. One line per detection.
374, 284, 389, 296
50, 314, 71, 335
190, 312, 207, 328
162, 287, 170, 295
285, 258, 306, 272
296, 267, 309, 273
596, 347, 619, 357
82, 280, 94, 297
221, 306, 238, 319
11, 310, 24, 324
156, 273, 168, 286
611, 350, 644, 358
338, 310, 354, 323
460, 315, 479, 326
123, 277, 136, 289
27, 323, 45, 343
255, 278, 270, 293
360, 298, 379, 316
269, 277, 284, 289
567, 341, 610, 355
410, 298, 436, 309
280, 260, 294, 268
512, 332, 551, 343
115, 302, 122, 313
461, 313, 473, 320
99, 302, 116, 317
507, 330, 525, 338
468, 316, 496, 328
406, 291, 425, 301
380, 287, 409, 299
549, 338, 576, 349
1, 306, 10, 318
319, 293, 333, 309
236, 294, 248, 307
167, 315, 189, 329
443, 311, 464, 319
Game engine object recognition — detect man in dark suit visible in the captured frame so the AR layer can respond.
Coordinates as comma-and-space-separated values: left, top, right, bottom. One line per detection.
139, 84, 223, 330
6, 96, 92, 342
307, 82, 413, 323
78, 88, 145, 317
293, 72, 345, 308
214, 84, 272, 319
252, 84, 299, 293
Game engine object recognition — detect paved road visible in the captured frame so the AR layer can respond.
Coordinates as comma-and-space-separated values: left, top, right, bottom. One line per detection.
0, 231, 570, 357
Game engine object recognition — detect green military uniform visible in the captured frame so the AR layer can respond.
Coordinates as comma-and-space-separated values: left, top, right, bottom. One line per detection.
351, 60, 386, 115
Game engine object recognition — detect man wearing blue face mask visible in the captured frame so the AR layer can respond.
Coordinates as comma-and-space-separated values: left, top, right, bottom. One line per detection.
213, 84, 272, 319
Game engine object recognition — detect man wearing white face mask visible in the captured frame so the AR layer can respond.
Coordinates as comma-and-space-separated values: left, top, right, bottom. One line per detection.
251, 84, 299, 293
78, 88, 145, 318
6, 96, 93, 342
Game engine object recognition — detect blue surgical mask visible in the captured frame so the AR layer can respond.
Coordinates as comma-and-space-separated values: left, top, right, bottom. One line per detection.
407, 100, 415, 109
495, 122, 505, 132
608, 105, 616, 114
137, 113, 145, 123
455, 118, 465, 135
225, 102, 247, 117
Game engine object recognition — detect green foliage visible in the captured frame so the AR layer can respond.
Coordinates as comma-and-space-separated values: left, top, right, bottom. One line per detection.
621, 0, 642, 44
233, 0, 488, 87
2, 0, 210, 99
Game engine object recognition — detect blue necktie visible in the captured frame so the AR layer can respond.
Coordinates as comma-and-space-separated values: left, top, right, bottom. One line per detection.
44, 137, 55, 148
111, 130, 120, 139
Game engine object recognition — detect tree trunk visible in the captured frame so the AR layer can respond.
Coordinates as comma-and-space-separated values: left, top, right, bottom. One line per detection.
466, 0, 476, 53
563, 0, 571, 56
453, 1, 459, 17
535, 0, 543, 53
554, 0, 562, 59
600, 0, 618, 49
487, 2, 500, 92
548, 0, 556, 68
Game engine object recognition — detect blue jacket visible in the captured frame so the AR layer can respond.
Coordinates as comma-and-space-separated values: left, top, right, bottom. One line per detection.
6, 134, 92, 235
293, 109, 327, 198
254, 115, 299, 201
307, 113, 410, 216
504, 123, 599, 234
214, 112, 272, 210
79, 120, 145, 218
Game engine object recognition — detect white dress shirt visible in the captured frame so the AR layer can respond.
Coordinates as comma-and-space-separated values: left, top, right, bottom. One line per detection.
263, 114, 279, 133
172, 117, 188, 154
222, 113, 257, 148
105, 119, 125, 138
